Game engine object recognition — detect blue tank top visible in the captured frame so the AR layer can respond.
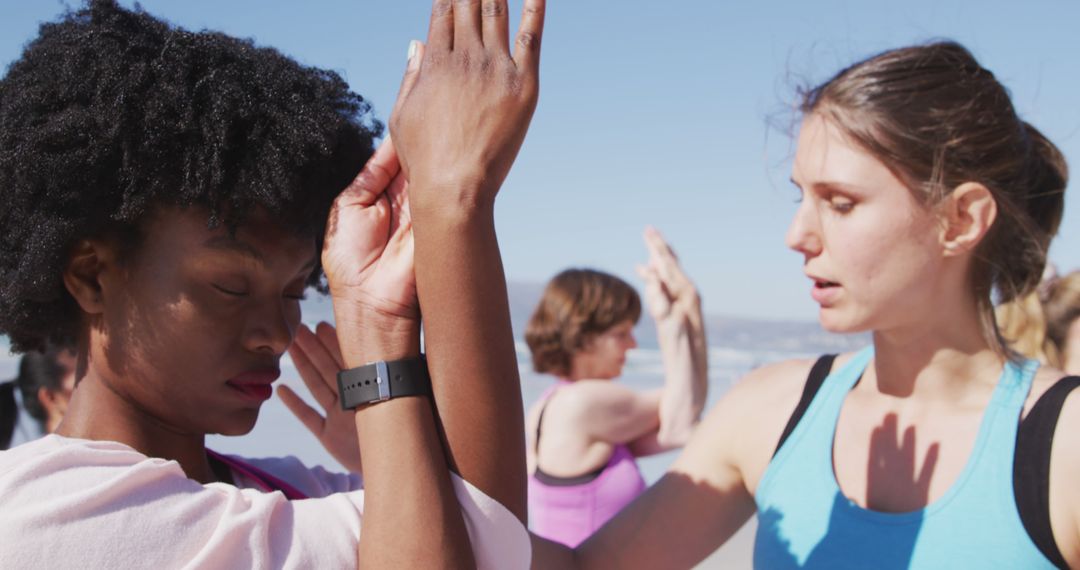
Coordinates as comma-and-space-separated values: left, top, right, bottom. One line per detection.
753, 347, 1056, 569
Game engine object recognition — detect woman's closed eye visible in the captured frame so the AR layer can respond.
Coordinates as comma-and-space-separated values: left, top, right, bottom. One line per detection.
825, 194, 855, 213
212, 283, 248, 297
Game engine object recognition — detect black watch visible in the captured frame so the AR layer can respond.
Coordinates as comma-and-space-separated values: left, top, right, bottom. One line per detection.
336, 356, 431, 410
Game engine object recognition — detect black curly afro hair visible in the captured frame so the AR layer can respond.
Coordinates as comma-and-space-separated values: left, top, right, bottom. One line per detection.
0, 0, 382, 353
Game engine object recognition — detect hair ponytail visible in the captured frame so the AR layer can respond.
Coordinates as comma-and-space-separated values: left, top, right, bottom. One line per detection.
1021, 122, 1067, 245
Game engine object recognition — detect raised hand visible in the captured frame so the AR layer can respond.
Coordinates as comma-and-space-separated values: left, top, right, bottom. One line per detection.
637, 226, 701, 324
389, 0, 544, 211
321, 139, 415, 321
384, 0, 547, 522
278, 322, 363, 474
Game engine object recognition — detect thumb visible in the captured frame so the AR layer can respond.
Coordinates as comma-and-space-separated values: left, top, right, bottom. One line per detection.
340, 138, 400, 207
391, 40, 425, 123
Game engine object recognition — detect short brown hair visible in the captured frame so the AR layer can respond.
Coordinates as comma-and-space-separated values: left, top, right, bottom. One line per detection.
525, 269, 641, 377
801, 41, 1068, 353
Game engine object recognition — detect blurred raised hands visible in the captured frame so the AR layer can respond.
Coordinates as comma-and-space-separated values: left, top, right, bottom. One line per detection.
278, 322, 362, 474
637, 227, 702, 326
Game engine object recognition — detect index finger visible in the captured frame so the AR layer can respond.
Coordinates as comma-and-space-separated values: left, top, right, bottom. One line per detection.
644, 227, 687, 285
314, 322, 346, 369
288, 336, 337, 412
512, 0, 545, 71
644, 227, 677, 269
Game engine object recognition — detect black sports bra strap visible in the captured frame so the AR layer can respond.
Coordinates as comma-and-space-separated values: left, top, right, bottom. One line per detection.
534, 402, 548, 453
1015, 375, 1080, 569
532, 388, 607, 485
534, 389, 560, 454
773, 354, 837, 459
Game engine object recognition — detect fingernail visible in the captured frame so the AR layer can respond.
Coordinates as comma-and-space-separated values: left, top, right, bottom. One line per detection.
407, 40, 419, 65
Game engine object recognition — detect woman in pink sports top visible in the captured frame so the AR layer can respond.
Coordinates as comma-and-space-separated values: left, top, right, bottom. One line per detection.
524, 228, 709, 547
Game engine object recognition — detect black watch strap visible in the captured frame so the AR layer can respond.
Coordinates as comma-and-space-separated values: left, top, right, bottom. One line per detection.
337, 357, 430, 410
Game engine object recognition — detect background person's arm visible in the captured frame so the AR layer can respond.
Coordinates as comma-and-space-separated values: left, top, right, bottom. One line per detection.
390, 0, 546, 522
550, 230, 709, 456
630, 228, 709, 455
531, 380, 758, 569
530, 358, 818, 569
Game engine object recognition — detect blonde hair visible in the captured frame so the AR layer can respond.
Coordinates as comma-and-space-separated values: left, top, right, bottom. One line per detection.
996, 291, 1049, 362
997, 270, 1080, 369
1043, 271, 1080, 369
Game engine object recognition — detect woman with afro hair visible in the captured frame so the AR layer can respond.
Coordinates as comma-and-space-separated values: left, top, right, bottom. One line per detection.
0, 0, 544, 567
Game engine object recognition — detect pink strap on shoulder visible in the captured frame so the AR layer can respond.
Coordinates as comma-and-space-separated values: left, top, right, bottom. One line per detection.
205, 448, 309, 501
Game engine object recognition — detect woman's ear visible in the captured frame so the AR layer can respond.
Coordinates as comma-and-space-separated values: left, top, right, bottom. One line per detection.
62, 239, 116, 315
37, 386, 70, 434
37, 386, 68, 414
939, 182, 998, 256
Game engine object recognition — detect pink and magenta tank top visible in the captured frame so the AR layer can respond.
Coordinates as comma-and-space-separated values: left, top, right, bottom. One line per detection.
206, 448, 309, 500
528, 384, 647, 547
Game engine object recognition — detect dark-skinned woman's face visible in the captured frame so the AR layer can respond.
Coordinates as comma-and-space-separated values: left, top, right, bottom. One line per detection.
97, 207, 317, 436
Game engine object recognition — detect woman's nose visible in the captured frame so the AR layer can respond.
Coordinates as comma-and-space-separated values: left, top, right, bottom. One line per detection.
785, 201, 822, 257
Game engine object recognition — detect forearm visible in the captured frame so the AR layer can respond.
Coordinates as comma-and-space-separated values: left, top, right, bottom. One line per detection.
654, 311, 708, 446
686, 298, 709, 392
354, 397, 474, 569
531, 533, 580, 569
333, 307, 473, 568
412, 198, 528, 522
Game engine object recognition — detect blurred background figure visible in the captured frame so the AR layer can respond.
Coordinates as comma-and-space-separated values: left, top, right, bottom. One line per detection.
524, 228, 708, 547
998, 266, 1080, 374
0, 344, 77, 450
1042, 271, 1080, 374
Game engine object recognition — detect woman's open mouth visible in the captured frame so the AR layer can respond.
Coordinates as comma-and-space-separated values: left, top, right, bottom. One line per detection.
810, 279, 841, 305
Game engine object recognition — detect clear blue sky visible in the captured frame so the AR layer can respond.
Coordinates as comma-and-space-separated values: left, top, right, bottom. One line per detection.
2, 1, 1078, 321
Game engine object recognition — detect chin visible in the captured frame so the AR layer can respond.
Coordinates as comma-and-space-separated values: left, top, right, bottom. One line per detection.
212, 410, 261, 437
817, 309, 871, 335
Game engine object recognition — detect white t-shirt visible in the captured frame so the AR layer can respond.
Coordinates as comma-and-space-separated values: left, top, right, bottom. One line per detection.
0, 435, 530, 568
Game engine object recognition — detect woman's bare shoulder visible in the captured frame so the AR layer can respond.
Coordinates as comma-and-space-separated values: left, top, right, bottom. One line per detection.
724, 351, 860, 411
673, 352, 860, 491
1024, 364, 1079, 415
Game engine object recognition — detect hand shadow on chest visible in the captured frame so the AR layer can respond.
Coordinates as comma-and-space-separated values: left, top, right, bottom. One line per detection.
757, 413, 940, 569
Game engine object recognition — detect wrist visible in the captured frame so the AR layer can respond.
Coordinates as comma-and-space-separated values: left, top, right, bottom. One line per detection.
332, 301, 421, 368
408, 179, 497, 221
680, 291, 702, 313
656, 314, 690, 337
338, 356, 430, 409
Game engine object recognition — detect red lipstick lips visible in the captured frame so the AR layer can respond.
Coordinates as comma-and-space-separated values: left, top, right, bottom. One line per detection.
226, 368, 280, 402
